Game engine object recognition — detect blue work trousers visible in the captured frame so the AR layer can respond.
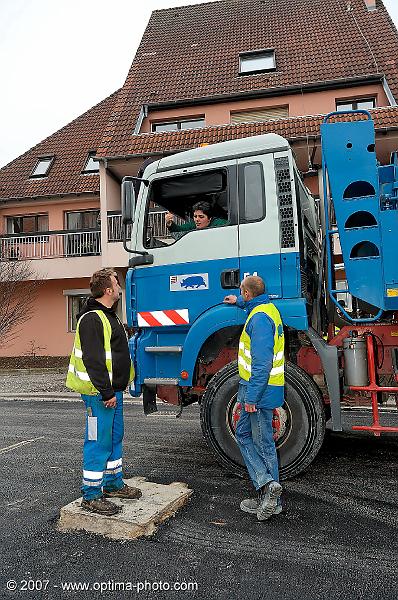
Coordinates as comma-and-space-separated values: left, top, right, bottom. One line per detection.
235, 383, 279, 490
81, 391, 124, 500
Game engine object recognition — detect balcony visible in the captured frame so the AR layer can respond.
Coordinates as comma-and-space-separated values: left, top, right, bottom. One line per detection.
0, 213, 171, 263
0, 230, 101, 260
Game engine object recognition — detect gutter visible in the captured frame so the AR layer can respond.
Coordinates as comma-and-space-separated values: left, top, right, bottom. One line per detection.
97, 151, 171, 162
0, 190, 99, 204
143, 74, 384, 110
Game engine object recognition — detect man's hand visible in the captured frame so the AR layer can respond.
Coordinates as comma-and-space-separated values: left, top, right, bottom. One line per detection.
223, 294, 237, 304
165, 212, 174, 228
245, 403, 257, 413
104, 396, 117, 408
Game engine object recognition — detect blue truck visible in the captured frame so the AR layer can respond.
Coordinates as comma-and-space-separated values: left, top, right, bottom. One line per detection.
121, 111, 398, 479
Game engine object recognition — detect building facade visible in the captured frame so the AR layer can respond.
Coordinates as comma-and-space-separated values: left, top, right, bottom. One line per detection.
1, 0, 398, 357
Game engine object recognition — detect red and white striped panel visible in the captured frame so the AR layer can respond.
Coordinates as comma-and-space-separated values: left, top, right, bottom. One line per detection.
137, 309, 189, 327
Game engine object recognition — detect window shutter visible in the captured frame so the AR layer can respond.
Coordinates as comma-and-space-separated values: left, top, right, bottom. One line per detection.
231, 106, 288, 124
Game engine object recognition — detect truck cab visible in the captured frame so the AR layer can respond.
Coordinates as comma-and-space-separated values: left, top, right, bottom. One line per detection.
123, 133, 323, 478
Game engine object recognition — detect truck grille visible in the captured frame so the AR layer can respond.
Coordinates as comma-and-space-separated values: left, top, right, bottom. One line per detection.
274, 157, 296, 248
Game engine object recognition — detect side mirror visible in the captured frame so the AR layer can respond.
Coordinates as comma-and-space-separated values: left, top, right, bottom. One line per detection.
121, 178, 136, 224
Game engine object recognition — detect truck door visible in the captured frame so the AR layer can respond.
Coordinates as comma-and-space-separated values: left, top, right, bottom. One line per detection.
237, 154, 283, 298
131, 161, 239, 329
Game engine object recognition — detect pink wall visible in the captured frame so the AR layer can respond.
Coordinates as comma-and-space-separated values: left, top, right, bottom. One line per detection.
0, 277, 90, 357
140, 84, 387, 132
0, 196, 100, 234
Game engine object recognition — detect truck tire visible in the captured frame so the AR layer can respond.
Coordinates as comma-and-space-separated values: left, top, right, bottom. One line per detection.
200, 360, 326, 480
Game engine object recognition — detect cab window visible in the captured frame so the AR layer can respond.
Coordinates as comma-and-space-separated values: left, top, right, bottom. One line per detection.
238, 162, 265, 223
143, 168, 234, 248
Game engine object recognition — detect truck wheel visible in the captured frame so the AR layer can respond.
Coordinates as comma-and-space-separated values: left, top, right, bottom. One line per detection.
200, 360, 326, 480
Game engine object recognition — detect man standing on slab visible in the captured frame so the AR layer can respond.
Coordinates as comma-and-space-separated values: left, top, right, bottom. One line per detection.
224, 276, 284, 520
66, 268, 141, 516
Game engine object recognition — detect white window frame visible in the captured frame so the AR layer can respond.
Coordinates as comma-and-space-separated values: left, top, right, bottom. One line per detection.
82, 151, 99, 174
30, 156, 55, 178
151, 118, 205, 132
336, 98, 376, 111
64, 289, 90, 332
239, 50, 276, 75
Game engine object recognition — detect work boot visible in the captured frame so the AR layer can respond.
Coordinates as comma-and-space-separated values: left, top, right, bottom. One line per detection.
257, 481, 283, 521
103, 483, 142, 500
240, 497, 282, 515
81, 496, 121, 516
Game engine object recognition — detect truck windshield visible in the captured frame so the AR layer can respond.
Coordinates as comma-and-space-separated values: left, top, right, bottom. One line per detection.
143, 168, 230, 248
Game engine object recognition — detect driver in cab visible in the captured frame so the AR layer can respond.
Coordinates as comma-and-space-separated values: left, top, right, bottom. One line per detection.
165, 201, 227, 233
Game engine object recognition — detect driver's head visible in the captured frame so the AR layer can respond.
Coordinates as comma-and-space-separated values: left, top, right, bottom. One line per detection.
192, 201, 212, 229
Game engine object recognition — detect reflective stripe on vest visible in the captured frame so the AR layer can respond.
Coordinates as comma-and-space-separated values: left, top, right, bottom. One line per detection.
238, 303, 284, 386
66, 310, 114, 395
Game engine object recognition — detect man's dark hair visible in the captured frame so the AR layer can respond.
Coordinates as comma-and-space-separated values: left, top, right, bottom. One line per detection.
90, 268, 116, 298
192, 201, 213, 218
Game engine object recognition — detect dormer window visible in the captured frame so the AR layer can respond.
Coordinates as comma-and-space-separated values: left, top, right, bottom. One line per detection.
82, 151, 99, 174
239, 50, 276, 75
152, 118, 205, 132
30, 156, 54, 178
336, 98, 376, 111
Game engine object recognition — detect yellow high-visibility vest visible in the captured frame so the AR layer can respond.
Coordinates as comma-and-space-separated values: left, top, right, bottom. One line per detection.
66, 310, 134, 395
238, 303, 284, 386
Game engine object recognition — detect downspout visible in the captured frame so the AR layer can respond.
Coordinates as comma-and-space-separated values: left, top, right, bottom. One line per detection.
133, 104, 149, 134
382, 76, 397, 107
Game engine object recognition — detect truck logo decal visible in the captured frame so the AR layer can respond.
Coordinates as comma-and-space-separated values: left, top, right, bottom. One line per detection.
137, 309, 189, 327
170, 273, 209, 291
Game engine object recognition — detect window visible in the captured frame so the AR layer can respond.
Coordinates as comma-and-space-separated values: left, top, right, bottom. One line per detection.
143, 169, 232, 248
336, 98, 376, 111
66, 210, 100, 230
82, 151, 99, 174
67, 293, 90, 332
66, 288, 123, 331
30, 156, 54, 178
231, 106, 288, 124
65, 211, 100, 256
151, 118, 205, 132
6, 213, 48, 234
239, 50, 276, 75
239, 163, 265, 223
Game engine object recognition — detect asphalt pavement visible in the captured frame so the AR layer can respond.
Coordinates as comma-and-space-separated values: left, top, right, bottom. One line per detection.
1, 389, 397, 600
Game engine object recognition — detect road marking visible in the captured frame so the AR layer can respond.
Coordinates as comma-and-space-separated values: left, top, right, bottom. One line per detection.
0, 436, 44, 456
7, 498, 27, 506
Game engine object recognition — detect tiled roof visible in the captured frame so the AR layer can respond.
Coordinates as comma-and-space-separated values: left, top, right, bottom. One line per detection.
0, 90, 119, 201
104, 106, 398, 156
98, 0, 398, 157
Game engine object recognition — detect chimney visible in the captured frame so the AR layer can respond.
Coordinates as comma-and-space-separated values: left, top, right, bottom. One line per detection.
363, 0, 377, 11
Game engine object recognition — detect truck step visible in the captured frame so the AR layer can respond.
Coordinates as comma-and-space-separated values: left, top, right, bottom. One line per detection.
144, 378, 179, 386
145, 346, 183, 353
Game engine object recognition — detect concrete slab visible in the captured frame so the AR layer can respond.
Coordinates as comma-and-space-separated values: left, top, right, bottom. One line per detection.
57, 477, 193, 540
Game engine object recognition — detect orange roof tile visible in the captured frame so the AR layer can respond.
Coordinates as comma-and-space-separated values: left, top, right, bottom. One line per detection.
0, 91, 118, 201
98, 0, 398, 157
103, 106, 398, 156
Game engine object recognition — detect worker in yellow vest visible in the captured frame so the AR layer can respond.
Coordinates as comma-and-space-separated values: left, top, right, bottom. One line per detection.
224, 276, 284, 520
66, 268, 140, 516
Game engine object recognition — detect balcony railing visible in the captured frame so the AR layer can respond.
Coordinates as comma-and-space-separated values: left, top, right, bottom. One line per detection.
107, 214, 124, 242
0, 230, 101, 260
147, 210, 172, 238
0, 212, 183, 260
107, 211, 173, 242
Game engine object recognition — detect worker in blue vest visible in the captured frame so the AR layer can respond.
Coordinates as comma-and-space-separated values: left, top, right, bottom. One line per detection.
224, 275, 284, 520
66, 268, 141, 516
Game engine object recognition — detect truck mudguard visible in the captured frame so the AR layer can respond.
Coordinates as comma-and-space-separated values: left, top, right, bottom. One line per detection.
180, 304, 244, 383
